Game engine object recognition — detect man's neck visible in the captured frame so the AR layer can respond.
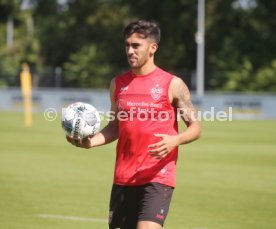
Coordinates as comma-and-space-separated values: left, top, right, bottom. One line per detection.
132, 61, 156, 76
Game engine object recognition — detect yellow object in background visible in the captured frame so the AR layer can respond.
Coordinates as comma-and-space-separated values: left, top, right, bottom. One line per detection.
20, 63, 32, 127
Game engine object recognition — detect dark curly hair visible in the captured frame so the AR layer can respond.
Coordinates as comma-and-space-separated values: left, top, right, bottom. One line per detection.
123, 20, 161, 44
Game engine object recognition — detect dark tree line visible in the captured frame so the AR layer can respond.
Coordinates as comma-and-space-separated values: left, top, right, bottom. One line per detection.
0, 0, 275, 91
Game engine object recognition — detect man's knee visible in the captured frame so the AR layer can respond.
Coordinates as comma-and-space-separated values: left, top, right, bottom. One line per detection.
137, 220, 163, 229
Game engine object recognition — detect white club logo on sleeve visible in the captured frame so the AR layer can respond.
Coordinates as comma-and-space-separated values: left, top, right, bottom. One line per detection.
120, 86, 129, 91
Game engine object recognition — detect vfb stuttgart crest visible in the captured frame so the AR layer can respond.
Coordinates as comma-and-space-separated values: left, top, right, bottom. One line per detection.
151, 84, 163, 100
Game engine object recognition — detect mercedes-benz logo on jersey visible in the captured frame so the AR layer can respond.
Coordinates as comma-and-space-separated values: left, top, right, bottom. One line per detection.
150, 84, 163, 100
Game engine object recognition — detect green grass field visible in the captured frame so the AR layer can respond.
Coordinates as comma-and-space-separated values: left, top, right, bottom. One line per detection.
0, 112, 276, 229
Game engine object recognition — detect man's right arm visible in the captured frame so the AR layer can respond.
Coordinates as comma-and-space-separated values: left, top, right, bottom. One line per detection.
66, 78, 119, 149
88, 78, 119, 147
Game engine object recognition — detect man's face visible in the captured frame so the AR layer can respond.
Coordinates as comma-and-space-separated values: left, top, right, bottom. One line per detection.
125, 33, 157, 69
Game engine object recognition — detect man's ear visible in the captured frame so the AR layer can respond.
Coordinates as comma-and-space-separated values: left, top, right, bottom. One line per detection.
150, 43, 158, 55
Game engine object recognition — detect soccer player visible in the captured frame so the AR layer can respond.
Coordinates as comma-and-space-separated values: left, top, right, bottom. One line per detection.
67, 19, 201, 229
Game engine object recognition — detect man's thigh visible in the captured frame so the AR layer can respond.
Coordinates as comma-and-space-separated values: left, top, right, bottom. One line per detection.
137, 182, 174, 227
108, 183, 174, 229
108, 184, 138, 229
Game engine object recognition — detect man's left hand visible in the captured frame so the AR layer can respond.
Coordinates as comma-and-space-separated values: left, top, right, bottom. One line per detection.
148, 134, 179, 159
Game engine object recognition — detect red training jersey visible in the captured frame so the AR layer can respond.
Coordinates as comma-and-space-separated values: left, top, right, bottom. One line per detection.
113, 67, 178, 187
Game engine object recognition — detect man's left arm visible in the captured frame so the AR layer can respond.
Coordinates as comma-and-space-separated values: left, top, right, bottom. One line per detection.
148, 77, 201, 159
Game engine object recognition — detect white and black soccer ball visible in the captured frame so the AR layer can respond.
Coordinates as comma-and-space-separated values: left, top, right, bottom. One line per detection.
62, 102, 101, 139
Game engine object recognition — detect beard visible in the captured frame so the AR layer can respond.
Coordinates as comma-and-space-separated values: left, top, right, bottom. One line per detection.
128, 56, 148, 69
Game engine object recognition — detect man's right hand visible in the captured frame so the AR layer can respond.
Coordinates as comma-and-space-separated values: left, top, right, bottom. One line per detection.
66, 135, 93, 149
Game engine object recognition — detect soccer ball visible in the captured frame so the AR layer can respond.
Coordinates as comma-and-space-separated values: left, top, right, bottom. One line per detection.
62, 102, 101, 139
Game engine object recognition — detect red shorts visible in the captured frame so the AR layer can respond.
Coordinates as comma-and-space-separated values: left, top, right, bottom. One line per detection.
108, 182, 174, 229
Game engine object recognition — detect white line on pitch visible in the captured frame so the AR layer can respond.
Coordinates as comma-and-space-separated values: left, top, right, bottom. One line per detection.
36, 214, 106, 223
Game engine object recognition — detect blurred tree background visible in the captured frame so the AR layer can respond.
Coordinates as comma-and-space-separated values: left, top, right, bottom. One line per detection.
0, 0, 275, 91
